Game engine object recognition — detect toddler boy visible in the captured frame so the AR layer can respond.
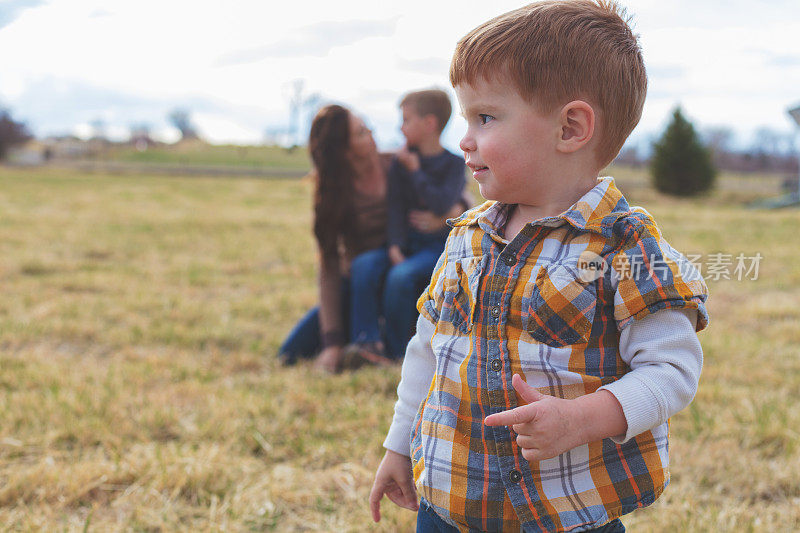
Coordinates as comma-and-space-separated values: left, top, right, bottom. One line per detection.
369, 1, 709, 531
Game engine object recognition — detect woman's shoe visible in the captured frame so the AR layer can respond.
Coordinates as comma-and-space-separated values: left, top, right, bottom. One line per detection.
277, 352, 297, 366
340, 342, 394, 370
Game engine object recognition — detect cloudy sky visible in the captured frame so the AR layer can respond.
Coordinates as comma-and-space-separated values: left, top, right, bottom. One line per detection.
2, 0, 800, 153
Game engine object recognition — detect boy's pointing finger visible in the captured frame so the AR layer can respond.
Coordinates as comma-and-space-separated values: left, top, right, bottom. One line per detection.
484, 404, 535, 427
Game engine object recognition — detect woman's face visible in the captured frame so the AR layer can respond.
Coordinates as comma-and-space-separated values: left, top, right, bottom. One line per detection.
347, 113, 376, 160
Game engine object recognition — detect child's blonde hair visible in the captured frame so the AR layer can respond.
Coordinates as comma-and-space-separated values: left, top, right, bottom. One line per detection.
449, 0, 647, 168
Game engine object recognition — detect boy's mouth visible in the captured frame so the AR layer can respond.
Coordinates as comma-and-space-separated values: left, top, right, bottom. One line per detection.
467, 162, 488, 173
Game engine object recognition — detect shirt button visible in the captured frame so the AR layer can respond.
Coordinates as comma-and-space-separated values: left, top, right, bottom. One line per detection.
490, 305, 501, 318
490, 359, 501, 371
504, 255, 516, 267
509, 470, 522, 483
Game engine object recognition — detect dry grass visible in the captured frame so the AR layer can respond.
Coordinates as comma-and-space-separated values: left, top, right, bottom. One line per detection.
0, 165, 797, 531
89, 140, 312, 170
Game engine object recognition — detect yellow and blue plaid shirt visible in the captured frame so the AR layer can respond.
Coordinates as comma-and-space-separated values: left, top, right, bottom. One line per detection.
410, 177, 709, 532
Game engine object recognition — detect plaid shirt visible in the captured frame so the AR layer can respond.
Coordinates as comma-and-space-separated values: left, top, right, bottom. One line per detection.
409, 177, 709, 532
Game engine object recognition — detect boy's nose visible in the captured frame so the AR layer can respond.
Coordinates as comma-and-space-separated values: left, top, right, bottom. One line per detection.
459, 133, 476, 153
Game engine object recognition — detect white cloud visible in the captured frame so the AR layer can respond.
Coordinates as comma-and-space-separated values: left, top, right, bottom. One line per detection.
192, 112, 264, 145
0, 0, 798, 149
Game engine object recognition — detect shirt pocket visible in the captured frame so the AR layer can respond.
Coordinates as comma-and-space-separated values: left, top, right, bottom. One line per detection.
525, 263, 597, 347
439, 256, 483, 334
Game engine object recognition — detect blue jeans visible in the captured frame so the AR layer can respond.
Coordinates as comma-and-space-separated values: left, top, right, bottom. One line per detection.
349, 248, 391, 345
416, 499, 627, 532
277, 278, 349, 364
349, 232, 443, 358
416, 499, 459, 533
383, 242, 441, 358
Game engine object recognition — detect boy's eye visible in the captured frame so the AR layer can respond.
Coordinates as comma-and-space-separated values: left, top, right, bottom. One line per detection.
478, 114, 494, 125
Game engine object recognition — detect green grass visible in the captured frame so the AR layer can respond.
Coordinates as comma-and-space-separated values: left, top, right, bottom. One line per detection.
89, 140, 312, 170
0, 165, 798, 530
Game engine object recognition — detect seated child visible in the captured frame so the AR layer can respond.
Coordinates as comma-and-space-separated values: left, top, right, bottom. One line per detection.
369, 1, 710, 531
348, 89, 466, 360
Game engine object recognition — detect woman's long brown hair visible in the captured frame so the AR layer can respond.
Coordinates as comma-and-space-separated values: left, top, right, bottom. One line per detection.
308, 105, 356, 257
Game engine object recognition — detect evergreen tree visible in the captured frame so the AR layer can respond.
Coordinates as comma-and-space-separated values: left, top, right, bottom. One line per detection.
651, 107, 715, 196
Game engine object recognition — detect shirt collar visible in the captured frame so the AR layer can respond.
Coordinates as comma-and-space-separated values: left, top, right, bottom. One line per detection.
449, 176, 631, 237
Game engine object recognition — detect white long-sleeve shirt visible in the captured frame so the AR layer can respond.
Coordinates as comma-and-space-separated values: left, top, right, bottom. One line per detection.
384, 308, 702, 454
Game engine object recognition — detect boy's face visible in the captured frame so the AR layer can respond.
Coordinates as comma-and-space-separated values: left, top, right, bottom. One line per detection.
400, 105, 429, 148
455, 78, 561, 205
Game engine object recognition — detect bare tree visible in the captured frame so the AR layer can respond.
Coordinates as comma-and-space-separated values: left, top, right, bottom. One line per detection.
130, 122, 153, 150
90, 118, 107, 141
129, 122, 152, 140
702, 126, 735, 168
0, 109, 33, 160
752, 127, 785, 156
285, 79, 321, 147
703, 126, 734, 155
168, 108, 199, 141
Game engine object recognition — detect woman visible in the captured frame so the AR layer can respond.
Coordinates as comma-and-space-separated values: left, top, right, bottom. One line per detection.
278, 104, 461, 373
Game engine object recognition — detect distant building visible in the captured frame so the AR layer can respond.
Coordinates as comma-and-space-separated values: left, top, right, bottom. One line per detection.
7, 140, 46, 165
42, 135, 93, 158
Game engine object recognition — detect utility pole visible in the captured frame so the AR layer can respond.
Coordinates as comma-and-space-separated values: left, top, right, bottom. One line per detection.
288, 79, 304, 148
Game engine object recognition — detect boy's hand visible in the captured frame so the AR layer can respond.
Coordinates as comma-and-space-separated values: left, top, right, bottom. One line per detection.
388, 245, 405, 265
408, 210, 446, 234
369, 449, 419, 522
483, 374, 587, 462
396, 145, 421, 172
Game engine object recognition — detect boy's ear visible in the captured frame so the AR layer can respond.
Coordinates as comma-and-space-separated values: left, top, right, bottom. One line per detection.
423, 114, 440, 134
556, 100, 595, 154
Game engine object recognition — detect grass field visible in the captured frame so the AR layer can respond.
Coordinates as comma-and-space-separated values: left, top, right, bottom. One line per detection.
0, 165, 798, 531
87, 141, 312, 171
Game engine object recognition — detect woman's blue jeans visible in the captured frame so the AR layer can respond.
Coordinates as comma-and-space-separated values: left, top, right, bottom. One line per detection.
280, 230, 444, 363
277, 278, 349, 364
349, 233, 443, 359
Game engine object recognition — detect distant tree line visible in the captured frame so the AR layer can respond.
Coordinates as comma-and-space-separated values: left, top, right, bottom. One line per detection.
616, 119, 797, 176
2, 100, 797, 201
703, 125, 797, 174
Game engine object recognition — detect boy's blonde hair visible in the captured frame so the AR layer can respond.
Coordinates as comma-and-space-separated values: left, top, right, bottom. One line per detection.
400, 89, 453, 134
449, 0, 647, 168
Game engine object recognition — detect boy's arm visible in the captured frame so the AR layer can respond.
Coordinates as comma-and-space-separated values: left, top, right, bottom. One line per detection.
405, 156, 466, 215
370, 313, 437, 521
383, 313, 437, 454
485, 309, 702, 459
597, 307, 703, 443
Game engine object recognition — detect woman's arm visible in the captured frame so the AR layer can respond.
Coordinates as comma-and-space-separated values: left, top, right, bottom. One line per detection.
314, 247, 345, 372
